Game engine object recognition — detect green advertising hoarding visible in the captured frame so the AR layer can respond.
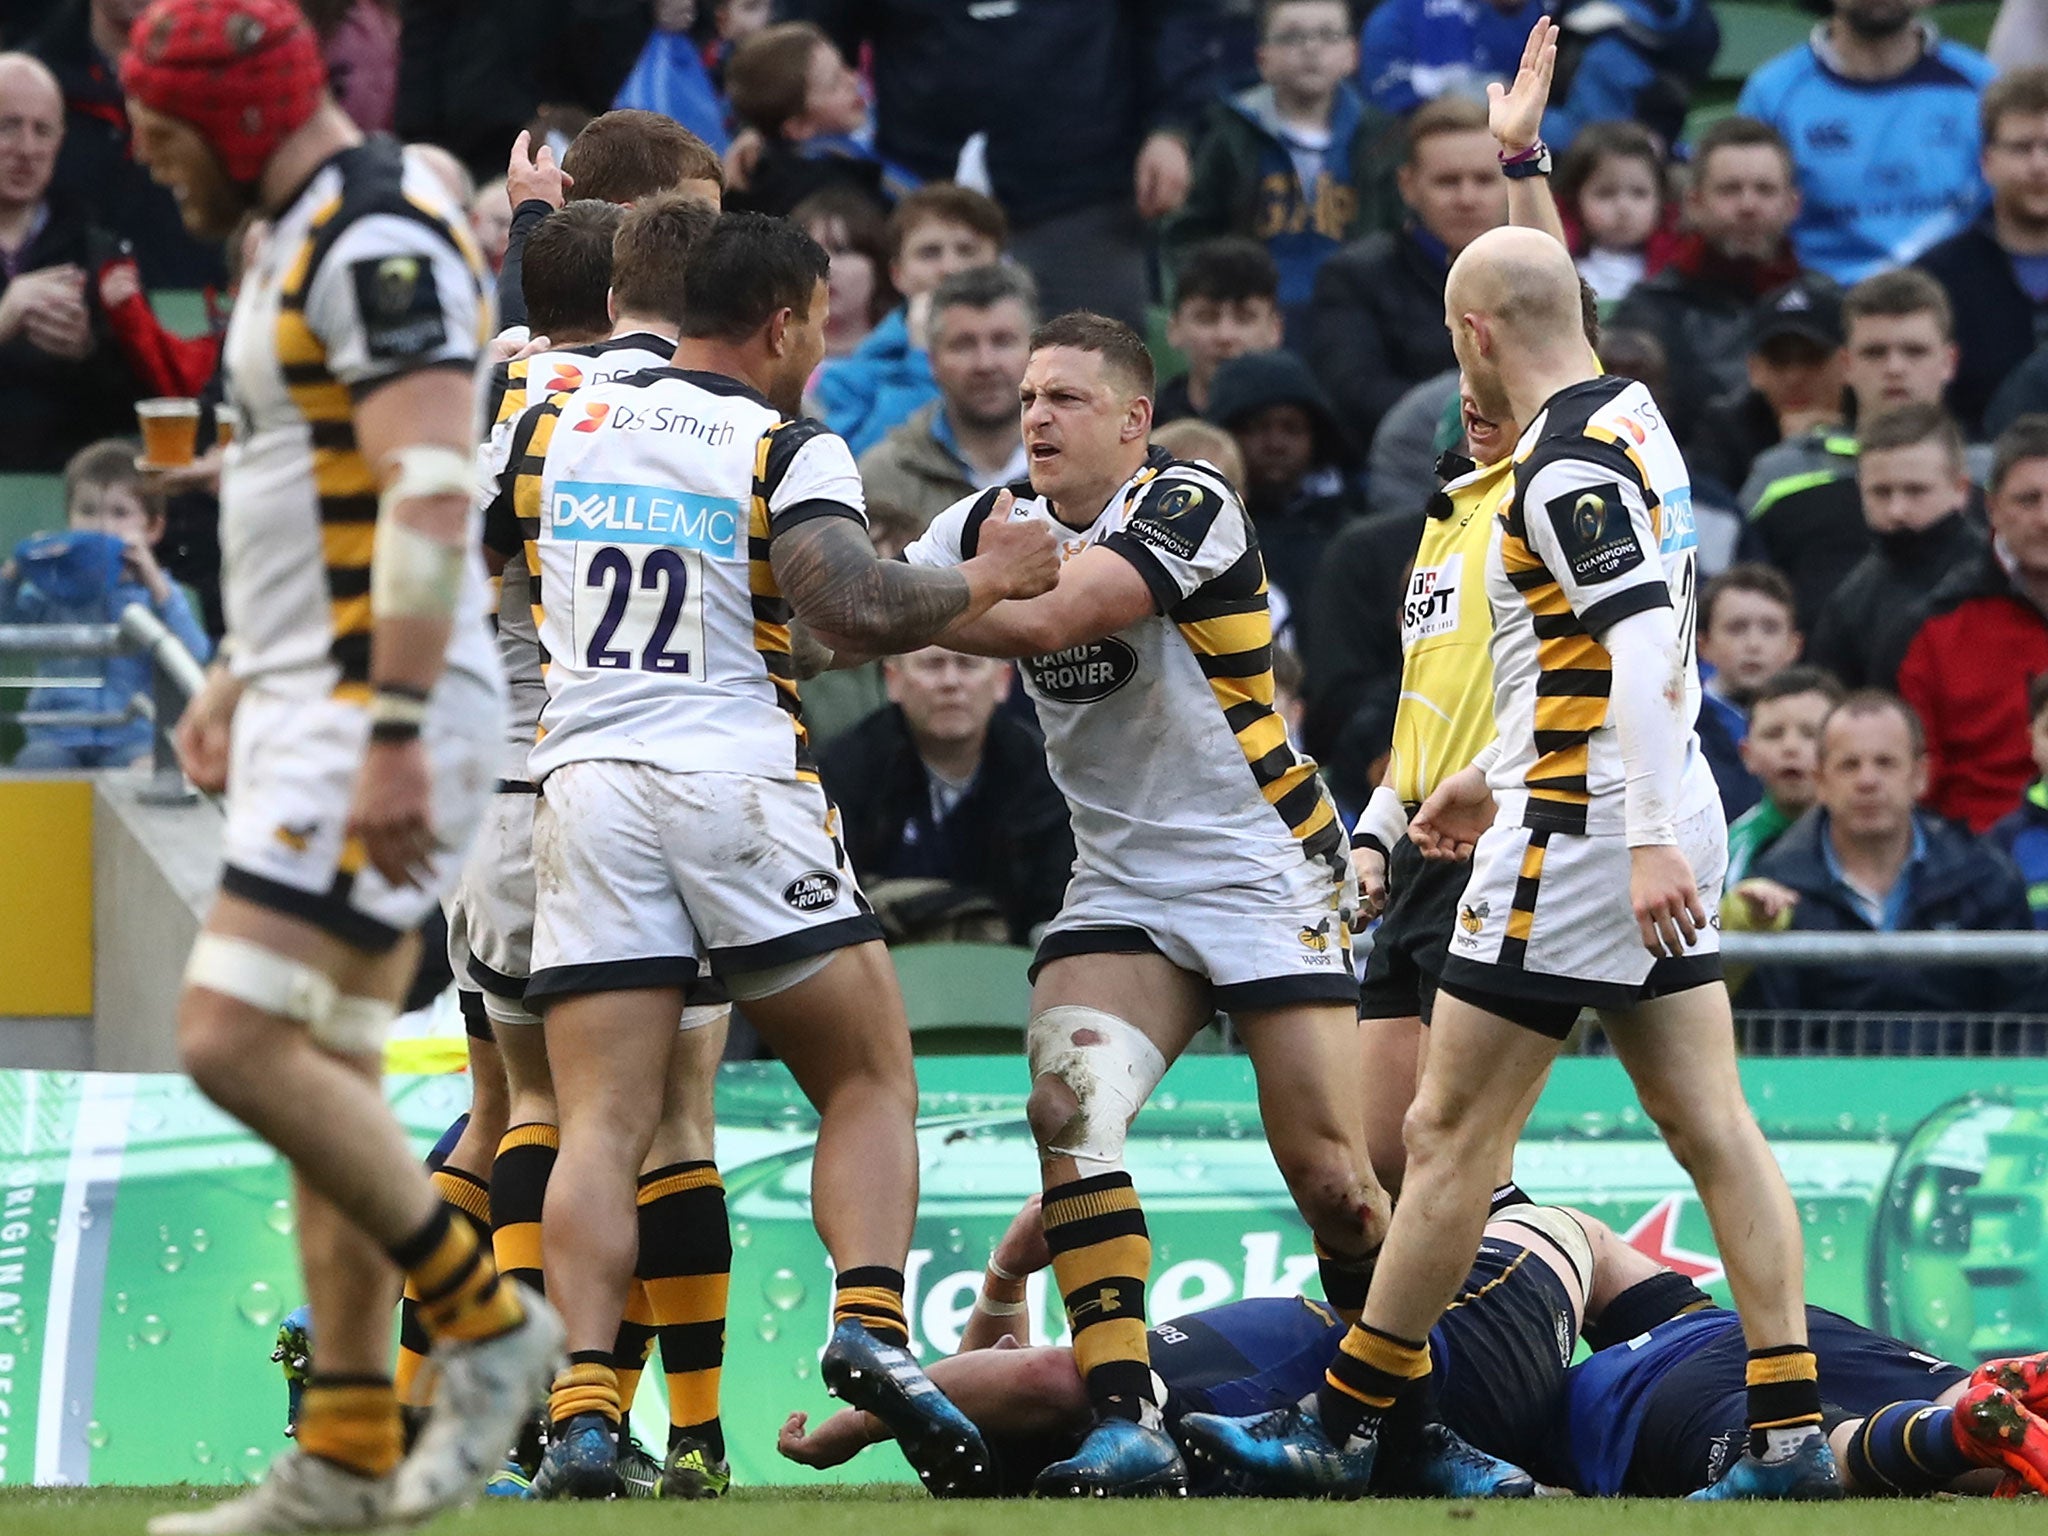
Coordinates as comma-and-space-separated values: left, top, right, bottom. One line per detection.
2, 1056, 2047, 1489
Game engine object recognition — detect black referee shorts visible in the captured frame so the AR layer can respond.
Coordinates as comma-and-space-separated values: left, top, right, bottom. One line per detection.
1358, 835, 1466, 1024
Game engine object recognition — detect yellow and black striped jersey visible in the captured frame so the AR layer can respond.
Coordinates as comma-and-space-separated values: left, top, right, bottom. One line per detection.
904, 448, 1345, 895
508, 366, 866, 782
1486, 376, 1716, 837
219, 135, 494, 696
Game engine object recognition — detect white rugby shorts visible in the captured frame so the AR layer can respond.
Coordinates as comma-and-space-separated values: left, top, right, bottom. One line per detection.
449, 785, 542, 1026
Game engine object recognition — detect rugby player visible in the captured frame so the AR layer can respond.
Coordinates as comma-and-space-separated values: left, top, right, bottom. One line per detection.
125, 1, 559, 1529
897, 314, 1393, 1496
1191, 223, 1833, 1497
506, 211, 1060, 1499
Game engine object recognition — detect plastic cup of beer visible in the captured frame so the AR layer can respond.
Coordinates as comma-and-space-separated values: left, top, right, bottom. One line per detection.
137, 398, 202, 468
215, 413, 236, 449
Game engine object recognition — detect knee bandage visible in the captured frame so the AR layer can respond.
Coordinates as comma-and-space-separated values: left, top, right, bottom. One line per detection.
1024, 1005, 1167, 1174
184, 935, 398, 1055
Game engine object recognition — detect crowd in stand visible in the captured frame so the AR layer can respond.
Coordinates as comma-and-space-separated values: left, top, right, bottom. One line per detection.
2, 0, 2046, 1030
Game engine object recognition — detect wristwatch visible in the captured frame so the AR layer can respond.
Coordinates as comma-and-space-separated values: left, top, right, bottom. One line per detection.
1500, 142, 1552, 179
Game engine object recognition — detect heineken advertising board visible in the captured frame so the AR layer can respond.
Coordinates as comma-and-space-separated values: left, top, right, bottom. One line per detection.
2, 1056, 2047, 1488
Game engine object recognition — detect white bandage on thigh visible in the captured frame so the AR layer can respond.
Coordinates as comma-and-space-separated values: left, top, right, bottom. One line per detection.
185, 934, 339, 1027
1025, 1005, 1167, 1174
679, 1002, 731, 1032
722, 952, 834, 1002
319, 995, 400, 1056
370, 508, 466, 620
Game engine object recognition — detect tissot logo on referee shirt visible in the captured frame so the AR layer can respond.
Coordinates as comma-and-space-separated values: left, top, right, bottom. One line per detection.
783, 870, 840, 911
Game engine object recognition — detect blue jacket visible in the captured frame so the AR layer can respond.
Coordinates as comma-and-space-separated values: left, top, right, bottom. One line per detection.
1988, 782, 2048, 930
1738, 25, 1995, 284
612, 30, 730, 152
810, 307, 937, 460
1742, 806, 2041, 1021
0, 531, 212, 758
1697, 687, 1761, 821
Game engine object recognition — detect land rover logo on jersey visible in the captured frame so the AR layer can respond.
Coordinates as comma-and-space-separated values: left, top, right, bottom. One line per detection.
783, 870, 840, 911
1403, 555, 1461, 642
1024, 637, 1138, 703
1549, 481, 1645, 586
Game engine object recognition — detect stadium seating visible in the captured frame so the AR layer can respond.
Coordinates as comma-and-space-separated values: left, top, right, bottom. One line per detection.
893, 941, 1032, 1054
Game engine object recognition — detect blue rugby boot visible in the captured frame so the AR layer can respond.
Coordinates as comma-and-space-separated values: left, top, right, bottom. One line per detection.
1032, 1415, 1188, 1498
530, 1413, 624, 1500
1688, 1429, 1844, 1500
1380, 1422, 1540, 1498
481, 1454, 533, 1499
1179, 1402, 1376, 1497
820, 1320, 993, 1497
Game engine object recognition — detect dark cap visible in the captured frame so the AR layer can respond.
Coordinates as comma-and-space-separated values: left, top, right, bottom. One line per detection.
1749, 274, 1844, 353
1205, 349, 1344, 462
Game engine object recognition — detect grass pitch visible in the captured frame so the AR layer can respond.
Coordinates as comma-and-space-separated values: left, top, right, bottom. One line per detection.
2, 1485, 2043, 1536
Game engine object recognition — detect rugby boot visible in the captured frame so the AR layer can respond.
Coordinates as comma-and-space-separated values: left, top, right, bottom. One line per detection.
658, 1434, 733, 1499
480, 1453, 534, 1499
530, 1412, 624, 1500
1687, 1427, 1844, 1500
821, 1319, 993, 1496
1973, 1353, 2048, 1415
1179, 1402, 1376, 1497
388, 1282, 563, 1521
148, 1449, 392, 1535
1031, 1414, 1188, 1498
618, 1431, 663, 1498
1953, 1381, 2048, 1494
1377, 1421, 1540, 1498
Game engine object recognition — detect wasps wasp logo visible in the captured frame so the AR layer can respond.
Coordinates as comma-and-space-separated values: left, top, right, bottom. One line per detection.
1457, 900, 1491, 935
1298, 917, 1332, 952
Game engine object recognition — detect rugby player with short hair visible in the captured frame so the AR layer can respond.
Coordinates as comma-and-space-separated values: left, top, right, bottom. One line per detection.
1191, 230, 1832, 1500
507, 210, 1060, 1499
125, 1, 561, 1530
894, 312, 1401, 1497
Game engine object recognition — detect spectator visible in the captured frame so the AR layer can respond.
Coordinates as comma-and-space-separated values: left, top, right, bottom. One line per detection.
613, 0, 731, 153
1686, 274, 1846, 505
857, 264, 1034, 527
0, 437, 208, 767
1987, 672, 2048, 926
819, 647, 1075, 947
810, 182, 1007, 456
1150, 415, 1249, 491
1696, 563, 1805, 819
1806, 403, 1986, 689
1897, 413, 2048, 831
302, 0, 399, 135
1164, 0, 1403, 332
1307, 96, 1504, 457
725, 21, 913, 218
1918, 68, 2048, 437
1610, 117, 1807, 443
1726, 665, 1846, 885
27, 0, 222, 288
1737, 691, 2040, 1032
793, 186, 893, 360
1743, 268, 1973, 628
1156, 237, 1284, 427
1554, 120, 1673, 303
799, 0, 1216, 326
0, 51, 138, 473
1206, 347, 1361, 621
1739, 0, 1995, 284
470, 177, 512, 275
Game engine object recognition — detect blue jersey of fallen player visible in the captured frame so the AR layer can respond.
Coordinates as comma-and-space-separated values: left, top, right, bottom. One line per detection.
1550, 1307, 1741, 1494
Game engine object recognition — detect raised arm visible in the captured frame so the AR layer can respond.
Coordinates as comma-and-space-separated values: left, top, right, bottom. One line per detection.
1491, 19, 1568, 251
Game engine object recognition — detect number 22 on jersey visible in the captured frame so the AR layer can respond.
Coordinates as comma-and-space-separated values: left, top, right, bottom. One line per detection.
573, 542, 703, 675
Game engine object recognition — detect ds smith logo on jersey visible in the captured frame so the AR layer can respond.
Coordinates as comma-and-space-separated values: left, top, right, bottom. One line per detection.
571, 397, 735, 446
548, 481, 743, 558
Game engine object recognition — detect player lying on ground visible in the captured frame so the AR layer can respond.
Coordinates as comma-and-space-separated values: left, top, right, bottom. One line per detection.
779, 1196, 2048, 1498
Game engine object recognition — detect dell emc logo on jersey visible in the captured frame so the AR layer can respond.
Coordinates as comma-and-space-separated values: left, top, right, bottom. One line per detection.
548, 480, 742, 557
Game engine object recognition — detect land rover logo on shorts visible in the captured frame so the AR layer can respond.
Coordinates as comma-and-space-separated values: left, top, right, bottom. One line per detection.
1024, 636, 1138, 703
783, 870, 840, 911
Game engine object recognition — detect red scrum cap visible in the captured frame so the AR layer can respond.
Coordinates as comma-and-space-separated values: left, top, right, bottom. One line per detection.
119, 0, 327, 184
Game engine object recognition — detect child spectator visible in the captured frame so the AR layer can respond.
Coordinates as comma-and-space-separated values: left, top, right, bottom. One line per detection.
1987, 673, 2048, 927
1157, 238, 1286, 426
613, 0, 732, 153
793, 187, 897, 360
470, 178, 513, 275
1696, 563, 1804, 818
1151, 417, 1250, 493
1165, 0, 1404, 333
0, 438, 210, 768
1727, 665, 1845, 885
724, 21, 911, 218
810, 183, 1007, 456
1554, 120, 1675, 303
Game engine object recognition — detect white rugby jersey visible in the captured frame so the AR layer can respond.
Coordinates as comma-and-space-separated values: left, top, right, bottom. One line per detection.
511, 368, 866, 780
905, 449, 1345, 897
1485, 376, 1718, 837
219, 135, 495, 696
476, 333, 675, 781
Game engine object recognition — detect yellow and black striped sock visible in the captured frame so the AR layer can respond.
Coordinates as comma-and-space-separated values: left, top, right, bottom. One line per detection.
297, 1375, 404, 1479
1314, 1239, 1375, 1328
1748, 1345, 1823, 1456
1320, 1322, 1432, 1444
613, 1281, 658, 1417
833, 1265, 909, 1348
637, 1161, 731, 1460
550, 1352, 621, 1430
491, 1122, 557, 1296
396, 1167, 491, 1399
1042, 1171, 1154, 1421
389, 1202, 525, 1346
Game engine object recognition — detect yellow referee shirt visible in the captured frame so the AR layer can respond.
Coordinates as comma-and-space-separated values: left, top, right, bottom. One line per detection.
1385, 455, 1511, 806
